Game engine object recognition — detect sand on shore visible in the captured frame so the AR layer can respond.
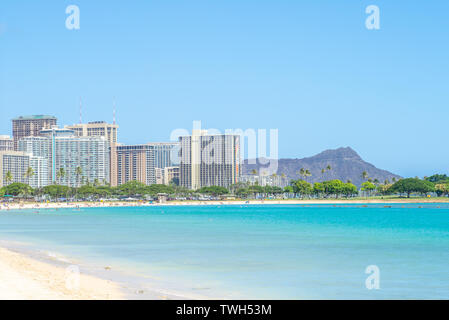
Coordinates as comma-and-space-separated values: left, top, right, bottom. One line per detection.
0, 197, 448, 211
0, 247, 123, 300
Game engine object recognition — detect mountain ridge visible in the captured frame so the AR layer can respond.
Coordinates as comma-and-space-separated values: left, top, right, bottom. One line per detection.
242, 147, 401, 187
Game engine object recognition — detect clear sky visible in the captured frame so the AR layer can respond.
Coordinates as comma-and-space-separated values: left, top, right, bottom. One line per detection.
0, 1, 448, 177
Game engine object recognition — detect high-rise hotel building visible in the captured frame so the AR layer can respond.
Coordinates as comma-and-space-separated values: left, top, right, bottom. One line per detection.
115, 145, 155, 186
12, 115, 57, 150
0, 135, 14, 151
0, 151, 49, 188
65, 121, 119, 186
151, 142, 179, 169
179, 130, 240, 190
112, 142, 179, 185
18, 128, 109, 187
114, 142, 179, 186
65, 121, 118, 146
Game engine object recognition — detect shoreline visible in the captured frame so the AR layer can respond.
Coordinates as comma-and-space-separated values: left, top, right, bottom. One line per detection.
0, 245, 124, 300
1, 198, 448, 211
0, 242, 207, 300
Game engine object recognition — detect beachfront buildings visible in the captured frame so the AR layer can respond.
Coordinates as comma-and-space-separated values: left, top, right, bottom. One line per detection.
65, 121, 119, 185
114, 143, 179, 186
239, 174, 290, 188
18, 136, 51, 160
65, 121, 118, 147
164, 166, 179, 185
28, 156, 50, 188
179, 130, 240, 189
151, 142, 179, 169
6, 114, 241, 190
0, 151, 49, 188
115, 144, 155, 186
18, 128, 109, 187
0, 135, 14, 151
43, 128, 109, 186
155, 166, 180, 185
12, 115, 57, 150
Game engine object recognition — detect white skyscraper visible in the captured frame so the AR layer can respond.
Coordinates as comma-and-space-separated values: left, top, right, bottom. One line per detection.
18, 128, 109, 187
179, 130, 240, 190
0, 135, 14, 151
0, 151, 49, 188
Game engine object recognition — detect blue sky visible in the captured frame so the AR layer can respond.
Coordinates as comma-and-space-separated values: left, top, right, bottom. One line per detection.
0, 1, 448, 177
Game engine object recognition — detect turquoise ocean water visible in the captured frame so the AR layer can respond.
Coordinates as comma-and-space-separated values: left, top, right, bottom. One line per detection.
0, 204, 449, 299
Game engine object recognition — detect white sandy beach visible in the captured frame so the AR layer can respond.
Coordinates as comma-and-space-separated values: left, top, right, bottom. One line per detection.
0, 247, 123, 300
0, 197, 448, 212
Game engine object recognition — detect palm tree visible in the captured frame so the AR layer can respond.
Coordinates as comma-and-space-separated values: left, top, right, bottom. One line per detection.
362, 171, 369, 181
75, 166, 82, 187
384, 179, 390, 185
305, 169, 311, 183
250, 169, 258, 176
297, 168, 305, 180
24, 167, 34, 186
5, 171, 13, 185
321, 168, 326, 181
326, 165, 332, 180
57, 168, 66, 185
392, 177, 397, 183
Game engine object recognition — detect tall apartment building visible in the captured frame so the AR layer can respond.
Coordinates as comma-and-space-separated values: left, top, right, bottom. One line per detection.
115, 145, 155, 186
179, 130, 240, 189
65, 121, 118, 187
18, 136, 51, 159
12, 115, 57, 150
0, 151, 29, 187
114, 142, 179, 187
18, 128, 109, 187
0, 151, 49, 188
149, 142, 179, 168
0, 135, 14, 151
43, 128, 109, 186
18, 136, 51, 188
65, 121, 118, 146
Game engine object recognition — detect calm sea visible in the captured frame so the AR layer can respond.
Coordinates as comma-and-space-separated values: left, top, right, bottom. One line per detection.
1, 204, 448, 299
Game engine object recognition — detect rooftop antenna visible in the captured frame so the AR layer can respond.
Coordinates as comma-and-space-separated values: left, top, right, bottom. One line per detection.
79, 97, 82, 124
113, 97, 116, 125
